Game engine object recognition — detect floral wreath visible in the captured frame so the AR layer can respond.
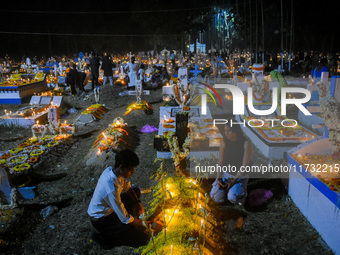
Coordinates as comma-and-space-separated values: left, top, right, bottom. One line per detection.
165, 131, 192, 171
47, 141, 59, 148
31, 123, 47, 138
172, 81, 196, 109
7, 154, 28, 167
9, 148, 23, 154
249, 74, 269, 101
30, 149, 44, 157
12, 163, 31, 173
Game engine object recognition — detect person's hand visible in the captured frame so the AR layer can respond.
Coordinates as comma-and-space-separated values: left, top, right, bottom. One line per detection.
135, 202, 144, 216
217, 179, 227, 189
226, 179, 236, 192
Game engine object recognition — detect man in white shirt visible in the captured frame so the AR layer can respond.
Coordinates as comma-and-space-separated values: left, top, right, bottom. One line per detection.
124, 56, 139, 89
88, 149, 162, 249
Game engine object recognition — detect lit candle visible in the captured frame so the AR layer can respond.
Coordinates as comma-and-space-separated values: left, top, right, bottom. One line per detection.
170, 245, 173, 255
103, 132, 108, 144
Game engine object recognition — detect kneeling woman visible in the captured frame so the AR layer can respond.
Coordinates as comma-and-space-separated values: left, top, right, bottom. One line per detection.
210, 122, 253, 205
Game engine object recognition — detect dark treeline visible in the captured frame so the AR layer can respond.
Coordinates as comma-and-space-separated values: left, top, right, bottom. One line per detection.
0, 0, 338, 59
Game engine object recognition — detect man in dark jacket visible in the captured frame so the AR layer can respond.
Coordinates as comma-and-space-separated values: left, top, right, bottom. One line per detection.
66, 62, 79, 96
101, 53, 113, 85
90, 52, 100, 91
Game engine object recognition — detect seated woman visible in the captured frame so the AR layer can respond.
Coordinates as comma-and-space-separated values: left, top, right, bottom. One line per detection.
210, 121, 253, 205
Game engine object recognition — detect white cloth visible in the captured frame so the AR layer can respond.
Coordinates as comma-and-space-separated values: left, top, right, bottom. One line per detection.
125, 62, 139, 87
138, 68, 145, 81
88, 167, 133, 224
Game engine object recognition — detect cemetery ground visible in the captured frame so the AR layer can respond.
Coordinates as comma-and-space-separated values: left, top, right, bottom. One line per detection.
0, 84, 334, 255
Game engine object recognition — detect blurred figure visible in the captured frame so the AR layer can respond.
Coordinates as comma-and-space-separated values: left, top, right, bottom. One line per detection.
102, 53, 113, 85
124, 56, 139, 90
312, 57, 328, 83
66, 62, 79, 96
90, 52, 100, 91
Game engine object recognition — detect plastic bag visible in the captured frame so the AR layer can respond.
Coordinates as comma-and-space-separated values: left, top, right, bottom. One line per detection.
141, 124, 158, 133
247, 188, 273, 207
40, 205, 58, 220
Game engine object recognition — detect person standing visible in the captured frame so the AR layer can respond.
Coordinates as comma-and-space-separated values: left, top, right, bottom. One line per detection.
66, 62, 79, 96
101, 53, 114, 85
124, 56, 139, 90
90, 52, 100, 91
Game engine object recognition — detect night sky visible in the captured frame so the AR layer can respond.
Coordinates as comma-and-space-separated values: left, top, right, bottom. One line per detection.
0, 0, 338, 59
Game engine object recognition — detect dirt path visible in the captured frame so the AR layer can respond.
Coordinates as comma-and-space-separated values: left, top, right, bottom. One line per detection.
0, 84, 334, 255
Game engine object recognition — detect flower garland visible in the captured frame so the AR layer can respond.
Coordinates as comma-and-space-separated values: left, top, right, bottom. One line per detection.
92, 118, 130, 151
249, 75, 269, 101
81, 104, 108, 119
165, 131, 192, 171
47, 141, 59, 148
30, 149, 45, 156
9, 148, 23, 154
6, 154, 28, 167
12, 163, 31, 173
124, 100, 153, 116
172, 82, 196, 109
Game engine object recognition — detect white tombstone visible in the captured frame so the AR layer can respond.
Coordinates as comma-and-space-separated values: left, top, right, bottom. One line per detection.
178, 67, 188, 90
40, 97, 52, 105
51, 96, 63, 107
48, 107, 59, 127
30, 96, 41, 105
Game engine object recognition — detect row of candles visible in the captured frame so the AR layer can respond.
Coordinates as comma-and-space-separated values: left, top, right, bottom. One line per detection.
163, 179, 208, 254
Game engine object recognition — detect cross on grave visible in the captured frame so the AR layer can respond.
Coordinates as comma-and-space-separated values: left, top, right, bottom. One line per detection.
126, 80, 150, 103
128, 52, 133, 61
189, 64, 202, 78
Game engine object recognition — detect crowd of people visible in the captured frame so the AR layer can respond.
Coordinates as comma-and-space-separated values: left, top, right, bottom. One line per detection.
0, 49, 339, 98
